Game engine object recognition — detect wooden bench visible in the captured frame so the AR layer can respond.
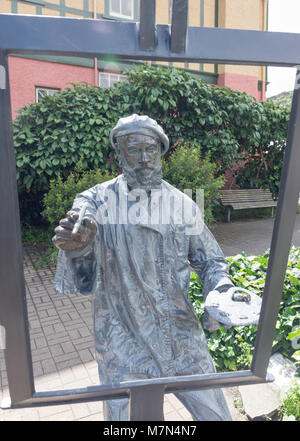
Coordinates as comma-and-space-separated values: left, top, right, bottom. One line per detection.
220, 189, 277, 222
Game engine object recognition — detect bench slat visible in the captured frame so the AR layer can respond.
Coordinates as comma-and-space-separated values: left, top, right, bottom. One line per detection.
220, 189, 275, 205
221, 196, 274, 202
230, 202, 277, 209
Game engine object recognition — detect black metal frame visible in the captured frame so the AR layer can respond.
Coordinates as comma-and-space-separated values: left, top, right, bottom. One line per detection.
1, 1, 300, 421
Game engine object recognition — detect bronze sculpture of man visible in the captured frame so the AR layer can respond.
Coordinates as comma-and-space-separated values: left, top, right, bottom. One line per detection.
53, 114, 251, 421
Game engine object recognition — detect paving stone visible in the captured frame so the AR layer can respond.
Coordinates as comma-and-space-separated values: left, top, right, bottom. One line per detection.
32, 348, 52, 362
35, 377, 63, 392
34, 336, 48, 349
79, 327, 92, 338
53, 323, 66, 333
71, 402, 91, 419
33, 361, 44, 377
87, 401, 103, 415
238, 383, 281, 420
71, 365, 89, 380
20, 408, 40, 421
177, 407, 193, 420
40, 410, 74, 421
164, 410, 184, 421
54, 352, 80, 363
43, 325, 55, 336
78, 349, 94, 363
78, 413, 104, 421
41, 358, 57, 375
49, 344, 64, 357
58, 368, 76, 385
61, 342, 75, 354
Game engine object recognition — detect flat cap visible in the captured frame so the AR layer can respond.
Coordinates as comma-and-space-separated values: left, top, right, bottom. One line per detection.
109, 114, 169, 155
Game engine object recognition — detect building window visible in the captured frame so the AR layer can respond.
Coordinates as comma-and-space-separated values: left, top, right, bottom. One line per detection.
109, 0, 134, 19
35, 87, 60, 103
99, 72, 127, 88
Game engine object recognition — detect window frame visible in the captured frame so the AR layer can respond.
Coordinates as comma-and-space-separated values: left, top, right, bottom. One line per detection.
35, 86, 60, 103
109, 0, 134, 20
105, 0, 138, 21
98, 71, 127, 88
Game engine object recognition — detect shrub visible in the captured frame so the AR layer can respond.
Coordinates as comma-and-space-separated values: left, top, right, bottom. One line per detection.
279, 383, 300, 421
14, 82, 121, 224
119, 64, 265, 172
162, 143, 225, 227
189, 246, 300, 373
42, 161, 115, 228
236, 99, 290, 199
15, 64, 274, 223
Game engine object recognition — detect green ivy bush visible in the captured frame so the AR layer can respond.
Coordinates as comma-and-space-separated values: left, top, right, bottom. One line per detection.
42, 161, 115, 228
236, 99, 290, 199
118, 64, 265, 172
14, 64, 290, 224
162, 143, 225, 228
14, 83, 121, 224
189, 246, 300, 373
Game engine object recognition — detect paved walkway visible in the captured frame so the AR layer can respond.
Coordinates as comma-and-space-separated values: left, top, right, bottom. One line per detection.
0, 215, 299, 421
214, 213, 300, 257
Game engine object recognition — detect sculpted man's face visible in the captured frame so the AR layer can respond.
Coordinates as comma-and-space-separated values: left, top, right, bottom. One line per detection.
117, 133, 163, 189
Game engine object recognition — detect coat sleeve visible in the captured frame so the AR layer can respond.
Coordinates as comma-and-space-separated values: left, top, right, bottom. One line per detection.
188, 222, 234, 299
54, 187, 99, 296
188, 222, 235, 331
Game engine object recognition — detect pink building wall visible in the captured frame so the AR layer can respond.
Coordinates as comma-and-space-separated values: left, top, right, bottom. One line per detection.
218, 72, 265, 101
8, 56, 96, 119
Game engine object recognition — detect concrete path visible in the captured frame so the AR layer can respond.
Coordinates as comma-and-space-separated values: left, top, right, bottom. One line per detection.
213, 213, 300, 257
0, 215, 299, 421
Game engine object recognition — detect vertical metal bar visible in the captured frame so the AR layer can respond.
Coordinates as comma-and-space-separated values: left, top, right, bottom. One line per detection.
0, 51, 35, 405
139, 0, 156, 51
214, 0, 219, 75
251, 70, 300, 378
171, 0, 188, 53
200, 0, 204, 71
129, 385, 165, 421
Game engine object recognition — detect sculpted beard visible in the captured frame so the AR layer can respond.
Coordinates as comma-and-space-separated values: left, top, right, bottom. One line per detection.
117, 138, 163, 190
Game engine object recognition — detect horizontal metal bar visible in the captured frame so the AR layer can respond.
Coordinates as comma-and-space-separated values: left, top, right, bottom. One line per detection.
1, 14, 300, 66
1, 370, 273, 409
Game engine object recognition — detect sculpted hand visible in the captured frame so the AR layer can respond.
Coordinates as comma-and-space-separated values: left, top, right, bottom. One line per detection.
230, 287, 251, 303
216, 284, 251, 302
52, 209, 97, 252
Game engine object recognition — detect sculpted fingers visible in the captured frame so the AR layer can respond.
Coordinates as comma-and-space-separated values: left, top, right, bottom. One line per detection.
54, 225, 73, 237
53, 210, 96, 250
52, 234, 71, 250
82, 217, 97, 234
59, 217, 75, 230
66, 210, 79, 222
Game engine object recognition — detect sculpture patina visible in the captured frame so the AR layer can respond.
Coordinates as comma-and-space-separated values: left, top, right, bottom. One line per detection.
53, 114, 258, 421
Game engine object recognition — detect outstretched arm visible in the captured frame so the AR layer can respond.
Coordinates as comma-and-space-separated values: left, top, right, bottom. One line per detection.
188, 223, 234, 331
188, 223, 234, 299
53, 192, 98, 296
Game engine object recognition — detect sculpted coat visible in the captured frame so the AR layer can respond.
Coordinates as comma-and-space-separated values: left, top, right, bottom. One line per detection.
54, 174, 233, 421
